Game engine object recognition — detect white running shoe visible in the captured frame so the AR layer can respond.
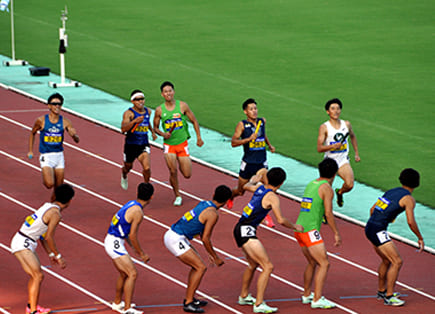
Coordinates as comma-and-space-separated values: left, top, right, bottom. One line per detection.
123, 307, 143, 314
111, 301, 136, 311
301, 292, 314, 304
121, 176, 128, 190
311, 296, 336, 309
253, 302, 278, 313
173, 196, 183, 206
238, 293, 256, 305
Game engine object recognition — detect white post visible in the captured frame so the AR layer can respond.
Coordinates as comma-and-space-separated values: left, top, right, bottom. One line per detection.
3, 0, 28, 66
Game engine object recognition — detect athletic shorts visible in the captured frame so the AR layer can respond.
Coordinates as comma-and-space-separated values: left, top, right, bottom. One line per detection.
39, 151, 65, 169
11, 232, 38, 254
365, 222, 391, 247
123, 143, 150, 163
294, 229, 324, 247
164, 229, 191, 257
327, 154, 349, 169
104, 234, 128, 259
163, 140, 189, 157
233, 222, 258, 248
239, 161, 268, 180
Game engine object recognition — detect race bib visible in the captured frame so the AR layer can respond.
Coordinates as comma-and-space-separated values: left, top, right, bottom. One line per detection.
308, 229, 322, 243
241, 225, 256, 237
376, 230, 391, 244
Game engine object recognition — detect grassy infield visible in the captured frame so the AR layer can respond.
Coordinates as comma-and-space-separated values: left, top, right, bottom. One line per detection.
1, 0, 433, 207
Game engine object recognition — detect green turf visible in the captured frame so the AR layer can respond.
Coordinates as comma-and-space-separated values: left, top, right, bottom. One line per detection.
1, 0, 434, 207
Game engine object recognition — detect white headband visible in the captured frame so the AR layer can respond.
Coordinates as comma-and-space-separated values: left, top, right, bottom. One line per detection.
130, 92, 145, 101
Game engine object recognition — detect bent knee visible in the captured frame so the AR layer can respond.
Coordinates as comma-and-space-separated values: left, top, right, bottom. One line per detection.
263, 262, 274, 273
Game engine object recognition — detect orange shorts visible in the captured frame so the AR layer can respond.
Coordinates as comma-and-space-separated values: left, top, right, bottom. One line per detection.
294, 229, 323, 247
163, 140, 190, 157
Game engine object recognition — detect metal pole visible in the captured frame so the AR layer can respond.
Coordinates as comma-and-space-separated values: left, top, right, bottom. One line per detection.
10, 0, 15, 60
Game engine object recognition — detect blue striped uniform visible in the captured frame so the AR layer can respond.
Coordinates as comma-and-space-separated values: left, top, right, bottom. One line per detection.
107, 200, 142, 238
39, 115, 64, 153
171, 201, 216, 240
238, 185, 272, 227
241, 118, 266, 164
125, 108, 150, 145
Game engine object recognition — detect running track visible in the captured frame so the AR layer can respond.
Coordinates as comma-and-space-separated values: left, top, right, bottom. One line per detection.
0, 87, 433, 314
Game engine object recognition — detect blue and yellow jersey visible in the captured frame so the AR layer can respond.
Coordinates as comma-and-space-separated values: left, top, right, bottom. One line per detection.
39, 115, 64, 153
238, 185, 272, 227
125, 107, 151, 145
241, 118, 267, 164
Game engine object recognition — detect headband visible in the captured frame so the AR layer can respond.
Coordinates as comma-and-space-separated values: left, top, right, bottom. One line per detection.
130, 92, 145, 101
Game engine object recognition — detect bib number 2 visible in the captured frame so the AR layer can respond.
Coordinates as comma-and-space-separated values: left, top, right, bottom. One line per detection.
241, 226, 256, 237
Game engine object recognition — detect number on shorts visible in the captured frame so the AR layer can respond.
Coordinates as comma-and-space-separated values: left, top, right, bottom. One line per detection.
114, 240, 120, 249
376, 231, 391, 244
178, 241, 186, 250
24, 238, 30, 248
241, 225, 256, 237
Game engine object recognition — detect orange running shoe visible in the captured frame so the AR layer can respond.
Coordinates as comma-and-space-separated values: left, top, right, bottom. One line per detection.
26, 305, 51, 314
226, 198, 234, 209
263, 214, 275, 228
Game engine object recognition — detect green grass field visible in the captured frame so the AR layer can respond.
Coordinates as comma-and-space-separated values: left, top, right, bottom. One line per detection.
1, 0, 434, 207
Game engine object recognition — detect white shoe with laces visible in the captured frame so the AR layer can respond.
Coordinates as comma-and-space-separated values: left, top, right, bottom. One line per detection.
121, 176, 128, 190
123, 307, 143, 314
301, 292, 314, 304
111, 301, 136, 311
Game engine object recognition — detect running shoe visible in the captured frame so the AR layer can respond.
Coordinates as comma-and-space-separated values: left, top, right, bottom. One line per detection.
121, 176, 128, 190
183, 300, 204, 313
238, 293, 256, 305
193, 298, 208, 307
111, 301, 136, 311
311, 296, 336, 309
123, 307, 143, 314
335, 188, 343, 207
301, 292, 314, 304
376, 290, 401, 300
384, 295, 405, 306
226, 198, 234, 209
26, 305, 51, 314
253, 302, 278, 313
173, 196, 183, 206
263, 214, 275, 228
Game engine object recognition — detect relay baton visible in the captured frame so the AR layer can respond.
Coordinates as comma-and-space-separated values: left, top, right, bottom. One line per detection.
168, 123, 176, 134
251, 120, 262, 142
130, 123, 140, 133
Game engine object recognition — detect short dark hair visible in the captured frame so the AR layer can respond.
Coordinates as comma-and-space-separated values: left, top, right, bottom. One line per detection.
242, 98, 257, 110
325, 98, 342, 111
130, 89, 144, 97
212, 185, 232, 204
399, 168, 420, 188
137, 183, 154, 201
267, 167, 286, 187
47, 93, 64, 105
54, 184, 75, 204
319, 158, 338, 178
160, 81, 174, 91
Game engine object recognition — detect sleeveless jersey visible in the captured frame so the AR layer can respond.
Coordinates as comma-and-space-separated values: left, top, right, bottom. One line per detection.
107, 200, 142, 239
367, 187, 411, 229
323, 120, 349, 159
39, 115, 64, 153
125, 107, 150, 145
238, 185, 273, 227
19, 203, 60, 241
241, 118, 266, 164
171, 201, 216, 240
296, 179, 329, 232
160, 100, 190, 145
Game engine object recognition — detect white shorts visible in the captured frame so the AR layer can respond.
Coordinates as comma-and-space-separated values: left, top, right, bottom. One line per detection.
39, 152, 65, 169
164, 229, 191, 257
104, 234, 128, 259
326, 154, 349, 169
11, 232, 38, 254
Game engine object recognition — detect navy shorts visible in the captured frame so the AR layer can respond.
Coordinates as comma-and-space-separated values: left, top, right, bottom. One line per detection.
123, 143, 150, 163
233, 222, 258, 248
239, 161, 268, 180
365, 222, 391, 247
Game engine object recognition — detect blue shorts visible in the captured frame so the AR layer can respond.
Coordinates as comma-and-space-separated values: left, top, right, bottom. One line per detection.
365, 222, 391, 247
239, 161, 268, 180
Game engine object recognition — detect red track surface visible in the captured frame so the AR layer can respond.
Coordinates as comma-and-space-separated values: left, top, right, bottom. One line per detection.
0, 86, 434, 314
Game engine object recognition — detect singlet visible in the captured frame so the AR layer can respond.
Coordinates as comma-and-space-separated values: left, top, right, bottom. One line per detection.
125, 107, 150, 145
19, 203, 60, 241
238, 185, 273, 227
323, 120, 349, 159
160, 100, 190, 145
241, 118, 266, 164
107, 200, 142, 239
171, 200, 216, 240
295, 179, 328, 232
367, 187, 411, 229
39, 114, 64, 153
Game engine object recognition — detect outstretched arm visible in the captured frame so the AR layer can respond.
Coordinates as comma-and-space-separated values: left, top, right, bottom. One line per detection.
402, 195, 424, 252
